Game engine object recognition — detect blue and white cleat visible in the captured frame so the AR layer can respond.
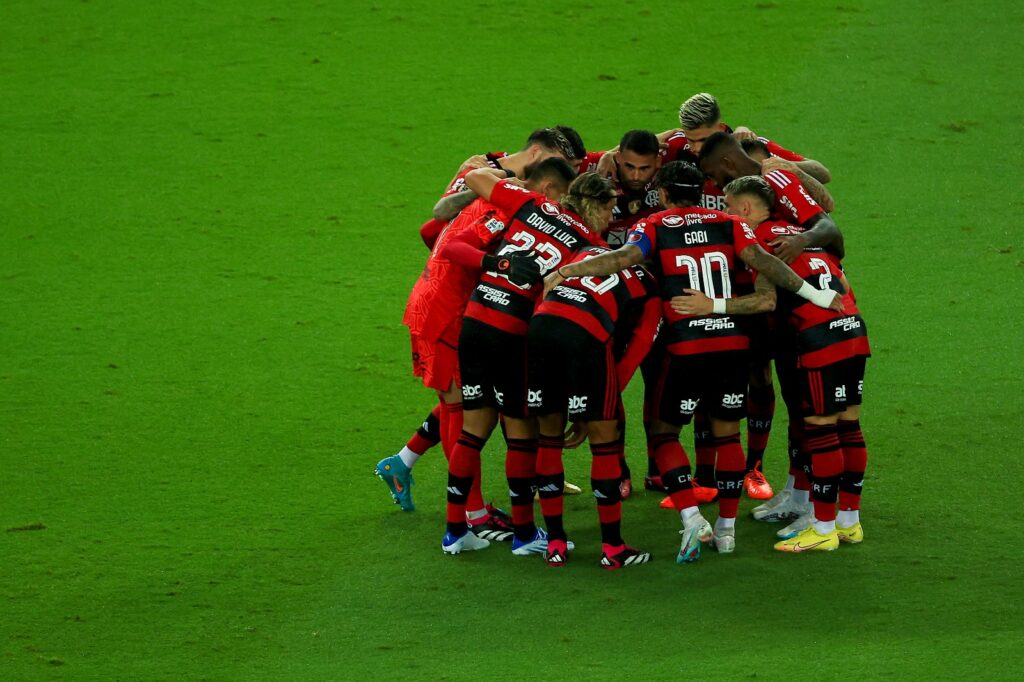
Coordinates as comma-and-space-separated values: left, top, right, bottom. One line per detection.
375, 455, 415, 511
676, 513, 713, 564
441, 529, 490, 554
511, 527, 575, 556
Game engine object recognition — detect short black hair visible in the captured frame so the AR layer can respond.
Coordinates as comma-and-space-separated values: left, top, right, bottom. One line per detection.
696, 131, 739, 166
528, 156, 577, 187
524, 127, 575, 160
655, 161, 704, 206
554, 125, 586, 160
619, 129, 659, 157
740, 138, 770, 159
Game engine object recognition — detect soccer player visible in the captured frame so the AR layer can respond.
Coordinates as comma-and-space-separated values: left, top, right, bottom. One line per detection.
440, 170, 607, 555
677, 175, 870, 551
543, 161, 842, 561
528, 241, 661, 567
376, 130, 575, 509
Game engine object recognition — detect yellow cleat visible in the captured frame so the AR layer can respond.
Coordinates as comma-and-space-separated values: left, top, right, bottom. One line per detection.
837, 522, 864, 544
773, 526, 839, 553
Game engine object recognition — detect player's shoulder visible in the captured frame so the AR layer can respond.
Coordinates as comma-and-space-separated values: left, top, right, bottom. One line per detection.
754, 219, 801, 246
762, 168, 799, 190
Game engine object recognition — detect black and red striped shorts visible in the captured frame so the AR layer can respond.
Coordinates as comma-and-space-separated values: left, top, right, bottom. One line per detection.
801, 356, 867, 417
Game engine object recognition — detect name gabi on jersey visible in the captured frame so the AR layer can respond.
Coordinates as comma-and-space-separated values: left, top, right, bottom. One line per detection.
524, 212, 580, 249
479, 284, 510, 305
829, 316, 862, 332
688, 317, 736, 331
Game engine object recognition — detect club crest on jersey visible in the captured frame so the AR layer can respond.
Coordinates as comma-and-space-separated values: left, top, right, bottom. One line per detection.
540, 202, 560, 216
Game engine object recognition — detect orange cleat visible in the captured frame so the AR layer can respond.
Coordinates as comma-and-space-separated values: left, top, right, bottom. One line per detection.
743, 464, 774, 500
692, 482, 718, 504
659, 495, 675, 509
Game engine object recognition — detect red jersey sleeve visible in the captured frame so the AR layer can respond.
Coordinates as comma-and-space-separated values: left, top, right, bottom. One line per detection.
760, 137, 806, 162
578, 151, 605, 173
488, 180, 543, 216
662, 132, 689, 161
420, 218, 445, 249
731, 217, 759, 253
616, 297, 661, 389
764, 169, 824, 226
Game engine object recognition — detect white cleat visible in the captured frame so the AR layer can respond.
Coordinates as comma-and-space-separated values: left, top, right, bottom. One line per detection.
441, 530, 490, 554
677, 513, 713, 564
751, 490, 806, 523
776, 506, 815, 539
712, 526, 736, 553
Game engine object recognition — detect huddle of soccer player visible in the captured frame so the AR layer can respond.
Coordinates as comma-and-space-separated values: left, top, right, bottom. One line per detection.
375, 92, 872, 568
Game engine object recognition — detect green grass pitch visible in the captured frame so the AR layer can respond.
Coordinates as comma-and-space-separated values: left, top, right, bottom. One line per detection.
2, 0, 1023, 679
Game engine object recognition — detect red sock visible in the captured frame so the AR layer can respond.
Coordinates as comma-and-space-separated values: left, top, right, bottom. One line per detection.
446, 430, 485, 532
746, 384, 775, 470
651, 433, 696, 510
536, 435, 566, 540
804, 423, 842, 522
591, 441, 623, 545
714, 434, 745, 519
407, 404, 442, 455
837, 419, 868, 511
505, 438, 538, 533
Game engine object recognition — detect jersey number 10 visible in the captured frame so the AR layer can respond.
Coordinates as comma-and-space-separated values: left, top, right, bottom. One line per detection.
674, 252, 731, 298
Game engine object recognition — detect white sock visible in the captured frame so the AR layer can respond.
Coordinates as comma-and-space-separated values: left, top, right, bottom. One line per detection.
783, 474, 795, 492
466, 508, 488, 522
791, 489, 810, 505
715, 516, 735, 531
397, 446, 421, 469
837, 510, 859, 527
680, 506, 700, 523
813, 519, 836, 534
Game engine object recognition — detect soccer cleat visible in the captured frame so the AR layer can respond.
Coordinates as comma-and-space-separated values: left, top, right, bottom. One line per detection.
468, 512, 514, 542
545, 539, 569, 567
619, 478, 633, 500
692, 482, 718, 504
712, 526, 736, 553
511, 527, 575, 556
564, 481, 583, 495
773, 526, 839, 553
644, 475, 665, 492
743, 464, 774, 500
600, 544, 652, 570
659, 495, 675, 509
837, 522, 864, 544
374, 455, 415, 511
776, 507, 815, 539
751, 490, 804, 522
485, 502, 512, 523
441, 529, 490, 554
676, 513, 713, 564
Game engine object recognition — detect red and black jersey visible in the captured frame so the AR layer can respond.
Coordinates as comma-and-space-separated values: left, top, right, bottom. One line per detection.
625, 206, 758, 356
763, 169, 824, 226
608, 177, 661, 248
755, 221, 870, 368
464, 181, 604, 336
536, 246, 658, 344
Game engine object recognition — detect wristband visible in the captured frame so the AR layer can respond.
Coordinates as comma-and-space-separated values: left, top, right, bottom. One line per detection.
712, 298, 727, 315
796, 281, 834, 307
557, 267, 569, 279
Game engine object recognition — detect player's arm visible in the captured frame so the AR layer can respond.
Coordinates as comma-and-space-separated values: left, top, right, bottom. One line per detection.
761, 158, 835, 212
738, 244, 843, 312
432, 188, 478, 221
671, 274, 777, 316
615, 297, 662, 389
793, 159, 831, 184
420, 219, 445, 249
542, 245, 645, 296
439, 229, 541, 285
463, 167, 515, 202
770, 213, 845, 264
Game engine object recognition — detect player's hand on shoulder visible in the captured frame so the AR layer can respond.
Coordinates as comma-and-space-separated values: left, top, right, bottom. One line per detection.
671, 289, 713, 315
458, 154, 491, 173
595, 152, 617, 178
768, 233, 808, 263
827, 291, 845, 313
760, 157, 798, 175
733, 126, 757, 141
542, 270, 564, 297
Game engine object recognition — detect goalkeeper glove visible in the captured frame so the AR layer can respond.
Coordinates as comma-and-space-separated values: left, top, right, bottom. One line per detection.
482, 251, 542, 286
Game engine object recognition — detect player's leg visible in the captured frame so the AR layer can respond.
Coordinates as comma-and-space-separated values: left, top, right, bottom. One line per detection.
590, 418, 651, 569
691, 410, 719, 503
836, 357, 867, 543
375, 404, 441, 511
707, 352, 750, 553
744, 356, 776, 500
640, 339, 667, 491
774, 364, 846, 553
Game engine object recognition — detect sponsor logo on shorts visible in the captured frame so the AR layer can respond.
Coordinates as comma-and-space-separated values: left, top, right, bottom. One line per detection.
722, 393, 744, 407
689, 318, 736, 331
528, 389, 542, 408
857, 380, 864, 395
829, 316, 861, 332
834, 385, 847, 400
493, 388, 504, 405
568, 395, 588, 412
479, 285, 510, 306
462, 384, 483, 399
679, 399, 698, 414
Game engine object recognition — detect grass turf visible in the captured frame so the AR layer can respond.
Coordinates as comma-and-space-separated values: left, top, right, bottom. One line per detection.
2, 0, 1023, 679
